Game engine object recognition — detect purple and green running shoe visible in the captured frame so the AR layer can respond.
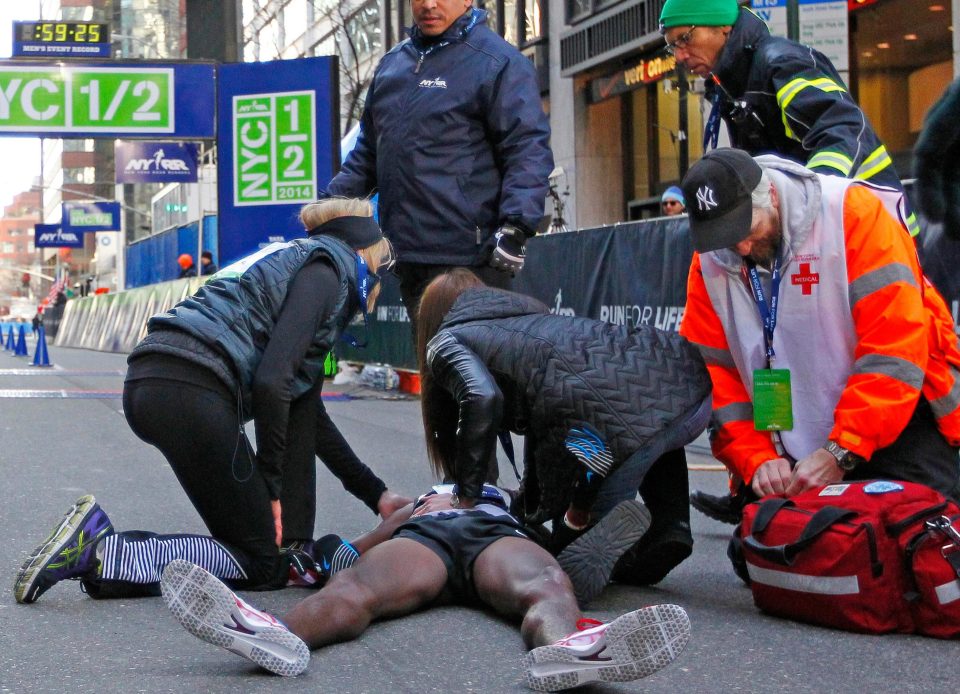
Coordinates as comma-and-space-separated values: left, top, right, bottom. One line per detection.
14, 494, 114, 604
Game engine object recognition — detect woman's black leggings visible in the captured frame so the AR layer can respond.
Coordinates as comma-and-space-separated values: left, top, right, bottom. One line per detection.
88, 358, 318, 597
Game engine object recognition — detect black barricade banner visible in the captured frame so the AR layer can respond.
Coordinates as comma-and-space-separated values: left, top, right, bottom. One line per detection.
514, 218, 694, 331
337, 218, 695, 369
337, 273, 416, 369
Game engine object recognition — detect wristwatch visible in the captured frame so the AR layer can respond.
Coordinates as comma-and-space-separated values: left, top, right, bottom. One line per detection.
823, 440, 865, 472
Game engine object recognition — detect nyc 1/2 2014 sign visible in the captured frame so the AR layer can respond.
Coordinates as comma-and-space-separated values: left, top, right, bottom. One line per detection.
232, 90, 317, 206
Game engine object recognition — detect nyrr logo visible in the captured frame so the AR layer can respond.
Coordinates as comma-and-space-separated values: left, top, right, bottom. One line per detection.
38, 229, 80, 243
551, 289, 575, 316
696, 186, 718, 211
123, 148, 191, 173
418, 77, 448, 89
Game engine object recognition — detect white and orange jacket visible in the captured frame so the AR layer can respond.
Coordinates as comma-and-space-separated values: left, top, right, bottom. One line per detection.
680, 155, 960, 486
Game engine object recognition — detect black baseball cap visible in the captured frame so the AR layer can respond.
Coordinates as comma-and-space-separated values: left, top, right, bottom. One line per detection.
681, 149, 762, 253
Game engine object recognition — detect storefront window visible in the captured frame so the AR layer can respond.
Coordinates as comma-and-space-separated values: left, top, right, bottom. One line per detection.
524, 0, 543, 42
344, 2, 381, 69
851, 0, 952, 173
625, 72, 705, 218
481, 0, 498, 33
567, 0, 592, 23
502, 0, 518, 45
629, 89, 650, 205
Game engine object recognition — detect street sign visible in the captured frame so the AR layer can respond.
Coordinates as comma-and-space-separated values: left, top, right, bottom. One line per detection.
34, 223, 84, 248
751, 0, 789, 38
62, 201, 121, 233
798, 0, 849, 72
217, 57, 337, 265
115, 141, 199, 183
232, 91, 317, 206
0, 61, 215, 138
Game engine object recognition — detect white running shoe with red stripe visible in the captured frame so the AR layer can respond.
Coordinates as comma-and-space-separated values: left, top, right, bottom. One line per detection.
523, 603, 691, 691
161, 559, 310, 677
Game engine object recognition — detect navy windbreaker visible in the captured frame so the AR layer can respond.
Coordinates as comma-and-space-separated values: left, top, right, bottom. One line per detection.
325, 9, 554, 265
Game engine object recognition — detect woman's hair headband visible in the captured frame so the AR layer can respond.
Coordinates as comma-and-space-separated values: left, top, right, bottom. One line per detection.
308, 215, 382, 248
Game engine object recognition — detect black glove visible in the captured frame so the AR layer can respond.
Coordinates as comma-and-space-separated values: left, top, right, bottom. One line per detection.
489, 224, 527, 274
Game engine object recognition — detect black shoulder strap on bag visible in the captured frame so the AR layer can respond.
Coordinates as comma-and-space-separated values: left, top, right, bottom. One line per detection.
751, 497, 793, 534
744, 505, 857, 566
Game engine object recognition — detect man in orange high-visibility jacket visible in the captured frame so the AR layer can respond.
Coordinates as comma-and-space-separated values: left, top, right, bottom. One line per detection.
679, 148, 960, 502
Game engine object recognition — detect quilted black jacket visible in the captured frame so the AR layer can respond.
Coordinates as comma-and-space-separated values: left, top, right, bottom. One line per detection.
425, 288, 711, 520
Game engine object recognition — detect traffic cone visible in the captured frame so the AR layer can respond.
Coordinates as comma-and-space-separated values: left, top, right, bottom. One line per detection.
4, 325, 13, 350
14, 325, 28, 356
32, 325, 51, 367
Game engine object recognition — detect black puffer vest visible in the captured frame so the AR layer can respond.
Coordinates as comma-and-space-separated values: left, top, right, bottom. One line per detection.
134, 237, 359, 416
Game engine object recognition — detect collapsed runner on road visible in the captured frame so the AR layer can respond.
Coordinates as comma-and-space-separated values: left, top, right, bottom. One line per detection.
161, 483, 691, 691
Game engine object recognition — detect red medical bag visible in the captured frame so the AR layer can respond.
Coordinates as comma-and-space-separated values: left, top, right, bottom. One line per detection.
739, 480, 960, 636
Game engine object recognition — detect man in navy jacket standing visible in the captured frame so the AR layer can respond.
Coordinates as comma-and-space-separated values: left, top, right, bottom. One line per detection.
324, 0, 554, 337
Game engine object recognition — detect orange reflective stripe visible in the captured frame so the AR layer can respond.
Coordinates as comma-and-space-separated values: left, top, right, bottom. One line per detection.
837, 186, 929, 458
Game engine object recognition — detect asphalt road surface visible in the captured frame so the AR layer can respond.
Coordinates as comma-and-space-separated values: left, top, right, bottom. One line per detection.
1, 345, 958, 693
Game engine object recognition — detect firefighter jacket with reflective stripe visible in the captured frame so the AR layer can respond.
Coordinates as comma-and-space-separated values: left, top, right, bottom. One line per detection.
680, 155, 960, 486
710, 10, 907, 203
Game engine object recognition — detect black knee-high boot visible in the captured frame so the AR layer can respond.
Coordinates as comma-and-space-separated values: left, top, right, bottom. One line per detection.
613, 448, 694, 585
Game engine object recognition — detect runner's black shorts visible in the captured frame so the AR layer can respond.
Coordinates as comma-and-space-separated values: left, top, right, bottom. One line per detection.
393, 509, 531, 603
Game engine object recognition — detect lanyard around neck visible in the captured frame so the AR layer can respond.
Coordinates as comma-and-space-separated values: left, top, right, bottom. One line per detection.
745, 250, 782, 364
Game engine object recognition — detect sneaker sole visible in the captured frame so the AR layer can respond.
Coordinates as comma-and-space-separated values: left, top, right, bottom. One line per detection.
161, 559, 309, 677
523, 603, 691, 692
14, 494, 98, 604
556, 500, 651, 606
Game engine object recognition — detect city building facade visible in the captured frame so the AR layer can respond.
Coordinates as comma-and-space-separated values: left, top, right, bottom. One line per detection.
0, 189, 42, 317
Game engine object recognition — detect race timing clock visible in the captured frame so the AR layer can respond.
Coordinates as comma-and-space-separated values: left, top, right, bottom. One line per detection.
12, 21, 111, 58
18, 21, 108, 43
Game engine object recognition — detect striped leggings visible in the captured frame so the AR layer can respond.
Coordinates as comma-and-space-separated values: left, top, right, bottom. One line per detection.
82, 530, 262, 599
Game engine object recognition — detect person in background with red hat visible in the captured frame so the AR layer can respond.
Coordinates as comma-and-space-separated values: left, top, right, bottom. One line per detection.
177, 253, 195, 278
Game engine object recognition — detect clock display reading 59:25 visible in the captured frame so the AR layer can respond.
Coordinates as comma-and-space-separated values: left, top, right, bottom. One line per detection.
19, 22, 108, 43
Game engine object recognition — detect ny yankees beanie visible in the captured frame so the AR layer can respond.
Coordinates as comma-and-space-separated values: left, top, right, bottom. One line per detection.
660, 0, 740, 29
681, 148, 762, 253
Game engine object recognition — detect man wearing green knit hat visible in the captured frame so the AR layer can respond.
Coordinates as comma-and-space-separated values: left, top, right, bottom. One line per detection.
659, 0, 907, 200
663, 0, 917, 526
660, 0, 738, 35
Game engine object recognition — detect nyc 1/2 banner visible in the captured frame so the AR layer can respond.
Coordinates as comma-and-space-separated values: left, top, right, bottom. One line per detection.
216, 58, 338, 265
